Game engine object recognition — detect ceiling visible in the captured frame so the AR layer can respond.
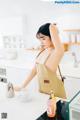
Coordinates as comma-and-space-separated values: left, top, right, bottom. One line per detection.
0, 0, 80, 17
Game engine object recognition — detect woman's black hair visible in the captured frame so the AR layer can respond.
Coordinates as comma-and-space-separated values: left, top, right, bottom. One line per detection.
36, 23, 51, 38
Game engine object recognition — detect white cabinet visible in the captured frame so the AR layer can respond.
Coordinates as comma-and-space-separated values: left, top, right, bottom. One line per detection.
0, 65, 31, 84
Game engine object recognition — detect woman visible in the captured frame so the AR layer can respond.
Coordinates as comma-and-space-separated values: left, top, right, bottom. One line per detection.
14, 23, 66, 98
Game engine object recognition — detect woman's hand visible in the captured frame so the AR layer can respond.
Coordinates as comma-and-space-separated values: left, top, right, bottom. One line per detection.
49, 24, 58, 36
13, 85, 23, 91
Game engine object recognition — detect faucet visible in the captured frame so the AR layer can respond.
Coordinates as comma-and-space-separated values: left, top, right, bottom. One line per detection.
72, 52, 79, 68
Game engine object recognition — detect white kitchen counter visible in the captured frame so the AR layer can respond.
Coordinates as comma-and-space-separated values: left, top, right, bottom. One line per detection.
0, 82, 49, 120
0, 93, 49, 120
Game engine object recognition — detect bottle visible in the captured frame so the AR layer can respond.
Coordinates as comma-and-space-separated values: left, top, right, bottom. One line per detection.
47, 91, 57, 118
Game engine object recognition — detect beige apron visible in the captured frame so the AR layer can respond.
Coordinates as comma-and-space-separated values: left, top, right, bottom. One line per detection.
36, 50, 66, 99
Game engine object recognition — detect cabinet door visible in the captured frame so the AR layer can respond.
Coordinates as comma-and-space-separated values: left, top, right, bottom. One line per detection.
7, 67, 31, 84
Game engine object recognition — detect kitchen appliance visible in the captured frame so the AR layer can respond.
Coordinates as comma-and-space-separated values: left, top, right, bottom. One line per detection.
69, 90, 80, 120
0, 67, 7, 83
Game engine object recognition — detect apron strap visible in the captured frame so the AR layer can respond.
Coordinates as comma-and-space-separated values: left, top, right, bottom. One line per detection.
58, 66, 65, 83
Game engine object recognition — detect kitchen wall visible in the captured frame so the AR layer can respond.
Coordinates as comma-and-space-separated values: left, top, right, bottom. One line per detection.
0, 0, 80, 48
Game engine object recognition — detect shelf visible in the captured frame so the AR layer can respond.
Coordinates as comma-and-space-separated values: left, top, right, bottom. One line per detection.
63, 42, 80, 51
64, 29, 80, 32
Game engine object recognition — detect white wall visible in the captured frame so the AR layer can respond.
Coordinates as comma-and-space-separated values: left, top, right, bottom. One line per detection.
0, 17, 23, 35
0, 0, 80, 48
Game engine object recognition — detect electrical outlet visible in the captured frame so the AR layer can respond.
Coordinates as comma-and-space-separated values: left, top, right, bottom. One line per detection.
0, 68, 6, 76
0, 77, 7, 83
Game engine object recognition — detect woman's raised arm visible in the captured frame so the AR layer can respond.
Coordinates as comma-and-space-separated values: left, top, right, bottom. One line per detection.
45, 24, 64, 72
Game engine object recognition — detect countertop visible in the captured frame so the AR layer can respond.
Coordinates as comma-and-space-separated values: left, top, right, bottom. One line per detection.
0, 82, 49, 120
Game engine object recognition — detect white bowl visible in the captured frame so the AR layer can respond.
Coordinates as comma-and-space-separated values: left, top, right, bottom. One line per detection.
17, 89, 33, 102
